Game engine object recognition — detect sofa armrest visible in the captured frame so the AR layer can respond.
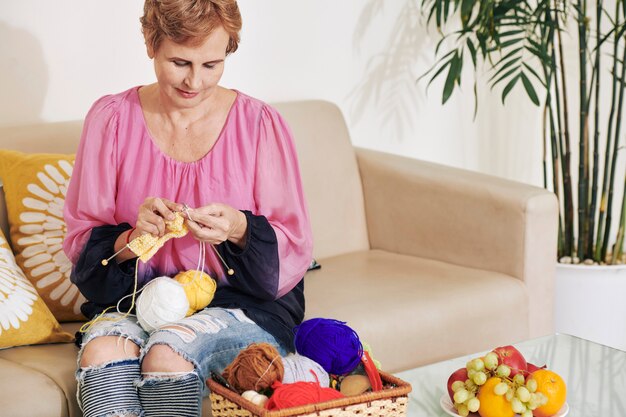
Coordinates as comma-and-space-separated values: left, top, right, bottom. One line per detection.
356, 148, 559, 337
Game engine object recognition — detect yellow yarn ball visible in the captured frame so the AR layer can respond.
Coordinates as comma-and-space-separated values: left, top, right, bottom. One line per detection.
174, 270, 217, 316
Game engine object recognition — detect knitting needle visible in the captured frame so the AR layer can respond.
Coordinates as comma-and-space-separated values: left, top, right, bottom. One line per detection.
101, 245, 131, 266
210, 244, 235, 276
101, 238, 233, 275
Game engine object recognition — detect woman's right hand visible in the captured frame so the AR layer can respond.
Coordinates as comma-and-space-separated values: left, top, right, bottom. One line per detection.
135, 197, 184, 237
112, 197, 182, 263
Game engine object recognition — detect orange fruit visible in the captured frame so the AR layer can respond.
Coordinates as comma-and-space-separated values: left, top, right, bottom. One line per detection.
477, 377, 515, 417
530, 369, 567, 417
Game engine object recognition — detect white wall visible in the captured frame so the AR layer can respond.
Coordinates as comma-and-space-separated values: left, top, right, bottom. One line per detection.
0, 0, 544, 186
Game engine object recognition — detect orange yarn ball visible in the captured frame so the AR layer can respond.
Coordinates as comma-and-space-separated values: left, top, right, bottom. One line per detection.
223, 343, 285, 392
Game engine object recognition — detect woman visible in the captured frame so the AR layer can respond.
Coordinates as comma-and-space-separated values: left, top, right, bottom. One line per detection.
62, 1, 313, 416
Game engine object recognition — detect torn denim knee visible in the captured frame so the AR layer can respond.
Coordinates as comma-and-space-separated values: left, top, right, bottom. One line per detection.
77, 334, 143, 367
79, 313, 147, 347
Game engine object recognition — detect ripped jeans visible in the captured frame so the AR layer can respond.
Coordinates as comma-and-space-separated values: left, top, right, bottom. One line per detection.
76, 307, 286, 417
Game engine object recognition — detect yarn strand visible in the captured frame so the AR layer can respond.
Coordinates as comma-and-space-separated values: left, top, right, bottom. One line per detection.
79, 257, 141, 333
255, 355, 280, 391
183, 203, 235, 276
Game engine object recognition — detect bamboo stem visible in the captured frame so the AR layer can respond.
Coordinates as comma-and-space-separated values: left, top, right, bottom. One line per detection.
542, 103, 548, 191
577, 0, 590, 259
595, 1, 622, 262
556, 10, 575, 257
604, 35, 626, 262
614, 176, 626, 264
543, 20, 565, 255
587, 0, 603, 260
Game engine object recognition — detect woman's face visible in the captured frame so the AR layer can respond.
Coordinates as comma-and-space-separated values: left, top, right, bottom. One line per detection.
150, 26, 230, 109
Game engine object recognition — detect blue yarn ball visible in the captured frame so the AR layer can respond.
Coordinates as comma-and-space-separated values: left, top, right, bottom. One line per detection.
293, 318, 363, 375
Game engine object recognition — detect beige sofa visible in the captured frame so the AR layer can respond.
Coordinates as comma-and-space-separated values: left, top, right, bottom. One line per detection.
0, 100, 558, 417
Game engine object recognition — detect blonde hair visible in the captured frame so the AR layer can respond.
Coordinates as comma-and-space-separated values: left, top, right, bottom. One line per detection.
141, 0, 242, 54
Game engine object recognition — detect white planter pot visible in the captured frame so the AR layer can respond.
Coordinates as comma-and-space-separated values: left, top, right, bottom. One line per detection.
555, 263, 626, 351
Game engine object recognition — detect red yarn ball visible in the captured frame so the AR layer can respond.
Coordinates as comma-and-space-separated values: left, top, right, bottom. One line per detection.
266, 380, 344, 410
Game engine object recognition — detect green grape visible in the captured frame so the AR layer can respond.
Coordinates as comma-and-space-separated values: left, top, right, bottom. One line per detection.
511, 398, 526, 414
521, 410, 533, 417
456, 404, 469, 417
465, 379, 477, 391
467, 397, 480, 413
454, 389, 469, 404
513, 374, 525, 385
483, 352, 499, 370
494, 382, 509, 396
471, 358, 485, 372
468, 369, 477, 379
466, 360, 475, 371
527, 394, 540, 410
526, 378, 538, 393
472, 371, 487, 386
496, 365, 511, 378
537, 392, 549, 406
516, 386, 531, 402
505, 388, 515, 402
452, 381, 465, 392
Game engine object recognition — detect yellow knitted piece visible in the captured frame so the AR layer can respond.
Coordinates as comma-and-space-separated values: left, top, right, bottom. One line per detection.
174, 270, 217, 316
128, 212, 188, 262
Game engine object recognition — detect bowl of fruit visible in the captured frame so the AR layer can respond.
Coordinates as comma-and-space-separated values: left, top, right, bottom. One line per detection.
443, 345, 568, 417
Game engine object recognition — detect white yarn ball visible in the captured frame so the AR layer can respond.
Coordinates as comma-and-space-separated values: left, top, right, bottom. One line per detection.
136, 276, 189, 333
282, 353, 330, 387
241, 390, 268, 407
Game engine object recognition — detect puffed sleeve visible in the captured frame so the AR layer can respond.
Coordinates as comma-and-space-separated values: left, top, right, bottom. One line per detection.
221, 105, 313, 299
62, 96, 136, 314
63, 95, 121, 263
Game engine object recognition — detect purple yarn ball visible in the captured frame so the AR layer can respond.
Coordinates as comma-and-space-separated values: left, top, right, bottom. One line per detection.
293, 318, 363, 375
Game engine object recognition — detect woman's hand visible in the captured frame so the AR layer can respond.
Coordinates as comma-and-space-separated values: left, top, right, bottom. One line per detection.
112, 197, 182, 262
135, 197, 184, 238
183, 203, 248, 247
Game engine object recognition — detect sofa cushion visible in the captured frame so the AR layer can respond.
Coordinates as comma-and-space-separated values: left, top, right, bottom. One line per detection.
273, 101, 370, 259
304, 250, 529, 372
0, 150, 86, 321
0, 357, 69, 417
0, 228, 73, 348
0, 327, 80, 417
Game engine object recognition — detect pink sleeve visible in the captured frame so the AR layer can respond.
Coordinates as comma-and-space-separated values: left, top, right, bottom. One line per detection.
254, 106, 313, 297
63, 96, 121, 264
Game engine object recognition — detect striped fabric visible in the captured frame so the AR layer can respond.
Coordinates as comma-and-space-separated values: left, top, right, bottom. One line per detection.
138, 372, 201, 417
79, 359, 142, 417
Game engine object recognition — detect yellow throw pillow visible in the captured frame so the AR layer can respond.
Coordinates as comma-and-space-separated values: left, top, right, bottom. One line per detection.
0, 150, 85, 321
0, 228, 73, 348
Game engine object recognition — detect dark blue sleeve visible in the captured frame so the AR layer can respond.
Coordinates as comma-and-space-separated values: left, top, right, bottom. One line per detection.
70, 223, 137, 316
218, 210, 281, 300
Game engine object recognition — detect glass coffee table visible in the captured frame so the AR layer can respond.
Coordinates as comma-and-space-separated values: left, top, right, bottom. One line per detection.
395, 333, 626, 417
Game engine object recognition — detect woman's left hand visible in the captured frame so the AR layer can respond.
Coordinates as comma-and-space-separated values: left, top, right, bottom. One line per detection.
183, 203, 248, 247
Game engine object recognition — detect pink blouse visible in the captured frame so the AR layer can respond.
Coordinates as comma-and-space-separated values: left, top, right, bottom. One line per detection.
63, 87, 313, 298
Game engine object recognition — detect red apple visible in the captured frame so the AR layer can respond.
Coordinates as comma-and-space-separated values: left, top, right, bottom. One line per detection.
446, 367, 468, 400
492, 345, 527, 377
525, 362, 547, 380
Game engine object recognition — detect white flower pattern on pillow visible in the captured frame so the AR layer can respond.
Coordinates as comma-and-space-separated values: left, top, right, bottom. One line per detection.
0, 240, 37, 333
17, 160, 85, 315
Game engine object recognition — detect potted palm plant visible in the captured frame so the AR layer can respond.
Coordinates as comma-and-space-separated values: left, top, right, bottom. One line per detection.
421, 0, 626, 349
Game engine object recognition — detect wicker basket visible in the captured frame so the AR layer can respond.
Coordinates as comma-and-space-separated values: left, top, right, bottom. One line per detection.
208, 371, 412, 417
